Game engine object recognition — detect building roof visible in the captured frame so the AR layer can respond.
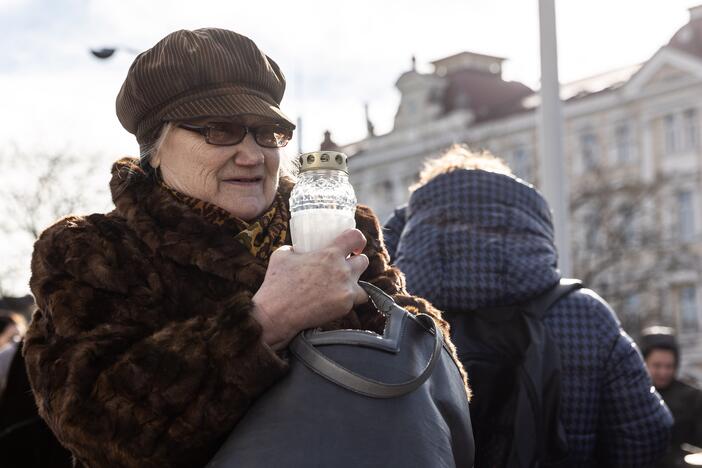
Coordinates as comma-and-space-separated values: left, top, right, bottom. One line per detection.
442, 68, 534, 122
431, 51, 507, 67
338, 4, 702, 153
668, 7, 702, 60
520, 63, 642, 110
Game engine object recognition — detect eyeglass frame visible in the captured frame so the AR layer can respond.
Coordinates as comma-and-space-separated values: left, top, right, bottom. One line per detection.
176, 121, 293, 148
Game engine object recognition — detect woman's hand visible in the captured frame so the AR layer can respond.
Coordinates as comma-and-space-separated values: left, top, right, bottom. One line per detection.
252, 229, 370, 350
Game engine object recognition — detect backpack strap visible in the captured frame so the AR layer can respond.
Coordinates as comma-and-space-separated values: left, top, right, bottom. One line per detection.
524, 278, 583, 319
520, 278, 583, 465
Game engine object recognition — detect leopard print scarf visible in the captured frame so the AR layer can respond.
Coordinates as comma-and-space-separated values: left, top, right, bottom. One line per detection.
161, 182, 289, 262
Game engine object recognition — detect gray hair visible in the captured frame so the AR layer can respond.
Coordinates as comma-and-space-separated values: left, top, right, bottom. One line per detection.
138, 123, 174, 179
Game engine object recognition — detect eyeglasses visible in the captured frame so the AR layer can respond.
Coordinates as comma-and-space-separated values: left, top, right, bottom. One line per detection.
177, 122, 293, 148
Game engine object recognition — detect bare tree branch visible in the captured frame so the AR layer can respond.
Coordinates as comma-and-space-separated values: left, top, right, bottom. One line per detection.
569, 163, 702, 337
0, 146, 109, 295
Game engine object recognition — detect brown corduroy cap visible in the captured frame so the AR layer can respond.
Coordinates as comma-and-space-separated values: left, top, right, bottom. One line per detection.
116, 28, 294, 149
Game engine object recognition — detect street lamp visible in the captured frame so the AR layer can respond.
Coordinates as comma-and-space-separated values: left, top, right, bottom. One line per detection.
90, 46, 140, 60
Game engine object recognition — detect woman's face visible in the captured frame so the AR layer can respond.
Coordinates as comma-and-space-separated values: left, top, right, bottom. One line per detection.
152, 118, 283, 221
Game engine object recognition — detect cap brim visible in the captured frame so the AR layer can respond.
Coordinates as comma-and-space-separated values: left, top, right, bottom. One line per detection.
162, 93, 295, 129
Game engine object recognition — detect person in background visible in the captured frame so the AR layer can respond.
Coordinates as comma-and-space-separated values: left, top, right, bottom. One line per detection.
0, 311, 25, 396
384, 145, 673, 467
0, 311, 24, 345
0, 310, 70, 468
642, 326, 702, 467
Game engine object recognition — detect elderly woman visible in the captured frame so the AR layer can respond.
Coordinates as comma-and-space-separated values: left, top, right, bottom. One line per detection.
23, 28, 458, 468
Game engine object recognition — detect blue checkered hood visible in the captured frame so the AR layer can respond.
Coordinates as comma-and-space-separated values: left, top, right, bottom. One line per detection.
385, 169, 560, 311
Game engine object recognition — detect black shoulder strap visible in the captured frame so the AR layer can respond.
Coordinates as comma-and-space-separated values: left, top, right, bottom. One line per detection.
524, 278, 583, 319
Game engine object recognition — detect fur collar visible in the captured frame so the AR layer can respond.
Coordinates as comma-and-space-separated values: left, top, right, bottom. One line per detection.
109, 157, 294, 290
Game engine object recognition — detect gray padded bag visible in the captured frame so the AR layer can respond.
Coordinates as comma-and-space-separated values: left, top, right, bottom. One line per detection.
207, 281, 474, 468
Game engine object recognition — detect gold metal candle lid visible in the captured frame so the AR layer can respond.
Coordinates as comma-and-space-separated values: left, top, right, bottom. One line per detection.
298, 151, 349, 174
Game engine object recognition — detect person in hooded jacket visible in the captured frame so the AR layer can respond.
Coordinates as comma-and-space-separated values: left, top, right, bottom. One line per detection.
383, 145, 673, 468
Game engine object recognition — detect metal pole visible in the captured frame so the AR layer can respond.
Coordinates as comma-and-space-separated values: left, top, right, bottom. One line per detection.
538, 0, 571, 276
297, 116, 303, 155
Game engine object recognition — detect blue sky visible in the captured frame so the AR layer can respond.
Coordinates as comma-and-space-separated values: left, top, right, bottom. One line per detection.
0, 0, 699, 293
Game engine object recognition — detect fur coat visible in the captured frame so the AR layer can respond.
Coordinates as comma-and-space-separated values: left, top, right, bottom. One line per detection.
24, 157, 460, 468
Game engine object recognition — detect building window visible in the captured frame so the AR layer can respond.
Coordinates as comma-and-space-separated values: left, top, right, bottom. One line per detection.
664, 114, 678, 154
665, 109, 698, 154
677, 190, 695, 241
683, 108, 698, 151
615, 123, 632, 164
679, 286, 699, 333
512, 146, 531, 181
580, 131, 599, 170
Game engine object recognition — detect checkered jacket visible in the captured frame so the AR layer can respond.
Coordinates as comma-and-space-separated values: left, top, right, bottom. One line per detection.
383, 169, 673, 468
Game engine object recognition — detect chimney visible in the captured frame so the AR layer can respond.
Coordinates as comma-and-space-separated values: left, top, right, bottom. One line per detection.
319, 130, 340, 151
690, 4, 702, 21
